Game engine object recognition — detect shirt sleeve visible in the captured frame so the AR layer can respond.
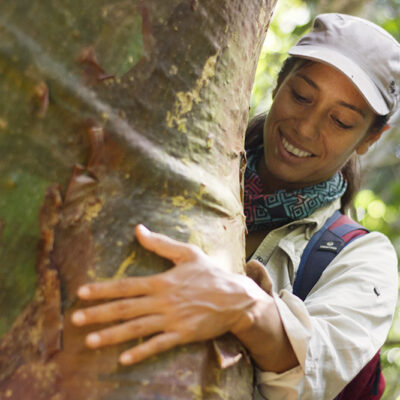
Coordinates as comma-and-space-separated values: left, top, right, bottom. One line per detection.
256, 231, 398, 400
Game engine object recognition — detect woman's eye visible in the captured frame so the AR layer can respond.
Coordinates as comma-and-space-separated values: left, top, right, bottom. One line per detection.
291, 89, 311, 104
332, 116, 353, 129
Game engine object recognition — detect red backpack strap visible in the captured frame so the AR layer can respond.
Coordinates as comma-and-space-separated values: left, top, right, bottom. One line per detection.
329, 213, 370, 244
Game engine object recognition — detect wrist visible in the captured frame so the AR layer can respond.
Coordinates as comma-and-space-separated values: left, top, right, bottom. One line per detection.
230, 281, 273, 338
230, 288, 299, 372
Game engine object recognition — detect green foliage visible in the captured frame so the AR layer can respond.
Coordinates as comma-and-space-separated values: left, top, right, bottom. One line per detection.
250, 0, 312, 118
354, 188, 399, 240
375, 0, 400, 39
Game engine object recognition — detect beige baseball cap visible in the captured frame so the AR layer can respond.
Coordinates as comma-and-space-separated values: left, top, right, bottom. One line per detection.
289, 13, 400, 117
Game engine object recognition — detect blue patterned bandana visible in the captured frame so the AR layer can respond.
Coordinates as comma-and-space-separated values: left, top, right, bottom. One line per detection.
244, 146, 347, 232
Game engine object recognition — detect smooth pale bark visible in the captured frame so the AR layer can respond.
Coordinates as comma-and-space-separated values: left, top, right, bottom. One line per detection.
0, 1, 276, 398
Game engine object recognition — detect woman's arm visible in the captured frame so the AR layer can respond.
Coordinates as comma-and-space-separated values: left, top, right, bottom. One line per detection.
71, 224, 298, 372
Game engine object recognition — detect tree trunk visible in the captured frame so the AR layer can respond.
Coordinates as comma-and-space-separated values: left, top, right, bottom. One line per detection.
0, 1, 276, 399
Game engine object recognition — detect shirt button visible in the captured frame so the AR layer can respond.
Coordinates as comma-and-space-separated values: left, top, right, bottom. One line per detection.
256, 256, 264, 264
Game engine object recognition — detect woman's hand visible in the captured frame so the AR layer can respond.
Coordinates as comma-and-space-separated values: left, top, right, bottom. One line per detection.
71, 225, 268, 366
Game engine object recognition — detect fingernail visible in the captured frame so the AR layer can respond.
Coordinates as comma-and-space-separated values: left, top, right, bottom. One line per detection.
120, 353, 133, 365
138, 224, 150, 235
72, 311, 86, 325
86, 333, 101, 347
77, 286, 91, 298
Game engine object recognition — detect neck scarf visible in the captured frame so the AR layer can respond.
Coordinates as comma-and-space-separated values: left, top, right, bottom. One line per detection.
244, 146, 347, 233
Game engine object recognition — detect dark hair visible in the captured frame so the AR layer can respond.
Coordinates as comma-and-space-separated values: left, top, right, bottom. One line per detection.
245, 57, 389, 212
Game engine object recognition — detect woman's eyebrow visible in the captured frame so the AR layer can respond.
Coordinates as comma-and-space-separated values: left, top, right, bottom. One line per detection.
297, 73, 319, 90
338, 101, 366, 118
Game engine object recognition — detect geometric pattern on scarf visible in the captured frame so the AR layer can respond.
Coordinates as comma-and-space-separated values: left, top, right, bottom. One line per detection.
244, 146, 347, 233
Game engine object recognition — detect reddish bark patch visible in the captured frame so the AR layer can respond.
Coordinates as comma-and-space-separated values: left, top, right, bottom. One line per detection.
191, 0, 199, 11
140, 2, 154, 57
77, 46, 115, 85
87, 126, 106, 179
32, 82, 49, 118
0, 361, 62, 400
0, 186, 63, 397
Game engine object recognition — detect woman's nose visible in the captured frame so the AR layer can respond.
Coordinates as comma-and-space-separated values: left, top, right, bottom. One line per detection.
295, 112, 321, 140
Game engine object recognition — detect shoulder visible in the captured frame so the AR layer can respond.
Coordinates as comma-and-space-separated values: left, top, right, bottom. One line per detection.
340, 230, 397, 272
307, 230, 398, 306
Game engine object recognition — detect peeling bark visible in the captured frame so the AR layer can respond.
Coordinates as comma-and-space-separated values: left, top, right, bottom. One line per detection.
0, 1, 276, 398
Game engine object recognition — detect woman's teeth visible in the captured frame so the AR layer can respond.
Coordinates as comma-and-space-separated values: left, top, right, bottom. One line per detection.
281, 136, 312, 158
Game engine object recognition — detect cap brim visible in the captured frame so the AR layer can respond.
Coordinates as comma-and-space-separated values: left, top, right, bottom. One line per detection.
289, 45, 389, 115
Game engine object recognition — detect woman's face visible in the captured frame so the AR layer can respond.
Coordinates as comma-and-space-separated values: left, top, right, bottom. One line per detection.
261, 61, 382, 191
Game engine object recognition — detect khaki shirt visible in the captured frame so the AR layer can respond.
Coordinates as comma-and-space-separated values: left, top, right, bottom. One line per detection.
253, 200, 398, 400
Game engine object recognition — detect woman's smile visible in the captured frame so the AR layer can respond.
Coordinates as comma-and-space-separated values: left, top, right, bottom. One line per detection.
281, 135, 313, 158
278, 129, 315, 160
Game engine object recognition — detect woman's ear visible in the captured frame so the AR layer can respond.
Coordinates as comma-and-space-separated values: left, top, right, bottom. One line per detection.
356, 124, 390, 155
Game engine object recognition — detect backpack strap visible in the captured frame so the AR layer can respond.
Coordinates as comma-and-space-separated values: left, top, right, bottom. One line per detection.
293, 210, 369, 301
292, 211, 382, 400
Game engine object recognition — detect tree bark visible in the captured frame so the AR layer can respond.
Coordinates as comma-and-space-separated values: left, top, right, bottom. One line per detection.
0, 1, 276, 399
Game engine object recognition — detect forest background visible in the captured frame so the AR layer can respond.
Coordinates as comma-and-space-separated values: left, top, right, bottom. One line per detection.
252, 0, 400, 398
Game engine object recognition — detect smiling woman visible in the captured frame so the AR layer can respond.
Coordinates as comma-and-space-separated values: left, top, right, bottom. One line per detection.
259, 62, 386, 192
72, 13, 400, 400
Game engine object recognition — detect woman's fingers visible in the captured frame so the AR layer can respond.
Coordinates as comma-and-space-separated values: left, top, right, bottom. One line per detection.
245, 259, 273, 295
75, 225, 201, 301
76, 275, 153, 300
72, 226, 206, 363
135, 225, 199, 264
119, 332, 181, 365
85, 315, 164, 348
71, 297, 158, 326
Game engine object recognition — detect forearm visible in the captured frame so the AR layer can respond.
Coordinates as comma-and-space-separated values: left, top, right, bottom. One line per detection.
231, 293, 299, 373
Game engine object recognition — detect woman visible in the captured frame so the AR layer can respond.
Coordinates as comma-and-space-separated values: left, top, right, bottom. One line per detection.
71, 14, 399, 399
